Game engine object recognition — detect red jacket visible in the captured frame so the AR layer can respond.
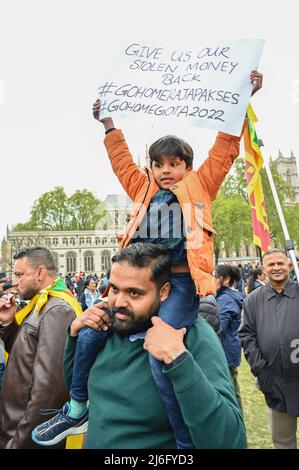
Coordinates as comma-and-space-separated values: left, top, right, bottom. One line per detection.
104, 129, 241, 296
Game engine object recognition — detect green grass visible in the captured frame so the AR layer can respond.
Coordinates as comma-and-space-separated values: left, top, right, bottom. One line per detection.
238, 355, 299, 448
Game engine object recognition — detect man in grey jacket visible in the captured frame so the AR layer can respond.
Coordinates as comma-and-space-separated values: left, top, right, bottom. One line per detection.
0, 247, 78, 448
239, 248, 299, 449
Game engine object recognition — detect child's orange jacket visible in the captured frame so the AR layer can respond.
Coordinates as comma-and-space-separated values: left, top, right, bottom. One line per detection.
104, 129, 241, 296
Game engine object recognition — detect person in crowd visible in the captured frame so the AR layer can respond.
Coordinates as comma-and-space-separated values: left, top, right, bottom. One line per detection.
0, 281, 26, 391
32, 243, 246, 449
101, 269, 110, 288
0, 246, 82, 448
79, 278, 101, 311
235, 264, 246, 295
98, 283, 107, 297
0, 277, 9, 297
246, 267, 266, 294
71, 273, 79, 297
239, 248, 299, 449
244, 263, 254, 279
76, 272, 86, 299
214, 264, 244, 413
65, 273, 74, 291
197, 294, 222, 337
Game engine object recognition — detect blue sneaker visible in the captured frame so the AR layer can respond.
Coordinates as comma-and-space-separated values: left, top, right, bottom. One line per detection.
31, 402, 88, 446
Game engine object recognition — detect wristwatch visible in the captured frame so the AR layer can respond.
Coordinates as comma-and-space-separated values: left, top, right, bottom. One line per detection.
164, 349, 189, 370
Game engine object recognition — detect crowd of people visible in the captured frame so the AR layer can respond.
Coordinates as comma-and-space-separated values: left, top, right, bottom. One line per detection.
0, 69, 298, 450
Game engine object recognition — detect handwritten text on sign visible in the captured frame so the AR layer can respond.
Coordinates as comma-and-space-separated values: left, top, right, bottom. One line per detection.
98, 39, 264, 136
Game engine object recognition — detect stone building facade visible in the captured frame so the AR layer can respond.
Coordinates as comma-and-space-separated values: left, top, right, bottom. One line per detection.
2, 194, 132, 276
274, 150, 299, 204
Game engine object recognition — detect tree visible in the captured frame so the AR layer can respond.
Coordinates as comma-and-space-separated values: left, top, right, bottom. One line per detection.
11, 187, 106, 232
29, 187, 71, 231
222, 157, 249, 203
216, 156, 298, 249
12, 221, 37, 231
284, 203, 299, 249
212, 191, 252, 263
260, 163, 293, 245
68, 189, 107, 231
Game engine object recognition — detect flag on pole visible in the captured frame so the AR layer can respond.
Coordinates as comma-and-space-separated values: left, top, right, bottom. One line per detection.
243, 104, 271, 254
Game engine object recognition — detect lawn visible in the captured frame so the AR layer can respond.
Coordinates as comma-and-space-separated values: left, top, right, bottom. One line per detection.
238, 355, 299, 448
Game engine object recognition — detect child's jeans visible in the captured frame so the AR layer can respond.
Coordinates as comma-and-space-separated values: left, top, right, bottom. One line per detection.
70, 326, 108, 402
149, 272, 199, 449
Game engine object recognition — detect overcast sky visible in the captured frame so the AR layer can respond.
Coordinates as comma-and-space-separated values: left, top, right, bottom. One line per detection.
1, 0, 299, 240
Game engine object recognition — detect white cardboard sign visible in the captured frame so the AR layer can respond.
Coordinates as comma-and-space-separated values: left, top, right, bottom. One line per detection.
98, 38, 264, 136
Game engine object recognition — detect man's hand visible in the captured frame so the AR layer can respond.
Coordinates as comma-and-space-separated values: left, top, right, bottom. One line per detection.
0, 294, 17, 325
92, 99, 115, 131
70, 302, 111, 337
250, 70, 263, 96
143, 316, 186, 364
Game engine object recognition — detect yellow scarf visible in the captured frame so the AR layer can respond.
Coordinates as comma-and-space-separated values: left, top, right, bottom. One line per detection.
15, 277, 82, 325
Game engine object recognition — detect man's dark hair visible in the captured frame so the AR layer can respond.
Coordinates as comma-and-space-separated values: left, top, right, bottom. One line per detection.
84, 277, 96, 288
149, 135, 194, 169
111, 242, 171, 290
14, 246, 57, 274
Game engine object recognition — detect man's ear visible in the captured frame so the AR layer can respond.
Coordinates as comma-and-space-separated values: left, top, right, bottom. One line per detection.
159, 282, 171, 302
37, 265, 48, 282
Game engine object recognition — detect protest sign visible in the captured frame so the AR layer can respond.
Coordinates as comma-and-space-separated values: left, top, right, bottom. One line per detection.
98, 38, 264, 136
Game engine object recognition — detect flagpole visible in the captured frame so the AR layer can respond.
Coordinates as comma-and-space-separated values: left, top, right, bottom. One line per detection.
259, 139, 299, 284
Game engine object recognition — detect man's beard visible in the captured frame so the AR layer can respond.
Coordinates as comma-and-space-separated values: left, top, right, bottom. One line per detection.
111, 298, 160, 337
20, 284, 39, 301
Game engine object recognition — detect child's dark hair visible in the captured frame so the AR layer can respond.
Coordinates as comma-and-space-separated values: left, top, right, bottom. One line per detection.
149, 135, 194, 169
214, 264, 241, 287
247, 267, 263, 294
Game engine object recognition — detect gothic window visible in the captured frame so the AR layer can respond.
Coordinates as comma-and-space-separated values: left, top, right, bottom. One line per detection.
52, 238, 58, 247
70, 237, 75, 246
86, 237, 92, 245
79, 237, 85, 246
286, 169, 292, 185
62, 237, 68, 246
101, 250, 111, 272
84, 251, 94, 272
66, 252, 77, 273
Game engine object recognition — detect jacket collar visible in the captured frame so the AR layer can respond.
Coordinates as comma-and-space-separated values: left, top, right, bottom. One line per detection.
265, 279, 297, 300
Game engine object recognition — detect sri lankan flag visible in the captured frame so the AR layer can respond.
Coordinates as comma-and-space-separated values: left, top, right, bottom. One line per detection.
243, 104, 271, 254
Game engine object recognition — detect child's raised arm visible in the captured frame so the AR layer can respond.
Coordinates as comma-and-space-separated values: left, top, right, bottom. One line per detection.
92, 99, 148, 201
92, 99, 115, 131
250, 70, 263, 96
